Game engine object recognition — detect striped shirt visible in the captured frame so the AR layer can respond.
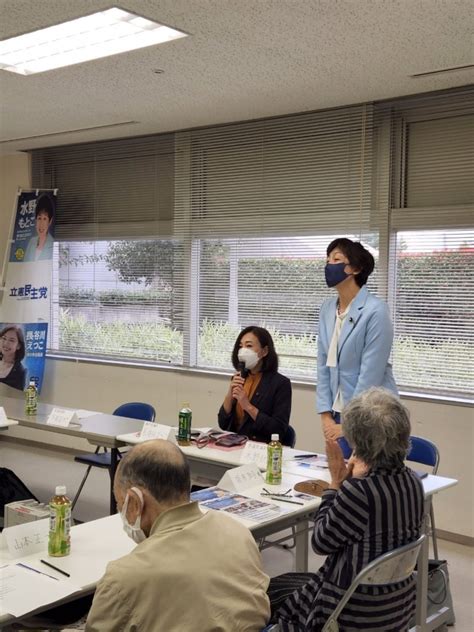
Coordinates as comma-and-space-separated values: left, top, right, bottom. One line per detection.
275, 465, 424, 631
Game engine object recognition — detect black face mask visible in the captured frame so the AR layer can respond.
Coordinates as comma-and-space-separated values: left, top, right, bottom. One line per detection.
324, 262, 350, 287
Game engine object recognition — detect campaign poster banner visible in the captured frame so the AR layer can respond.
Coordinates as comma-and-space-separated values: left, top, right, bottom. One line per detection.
0, 190, 57, 394
1, 261, 52, 323
0, 322, 48, 392
9, 191, 55, 263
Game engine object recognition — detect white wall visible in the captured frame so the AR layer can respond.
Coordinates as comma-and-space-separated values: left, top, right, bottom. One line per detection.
0, 154, 472, 540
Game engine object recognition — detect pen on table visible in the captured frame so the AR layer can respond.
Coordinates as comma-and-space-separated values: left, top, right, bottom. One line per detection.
40, 559, 71, 577
293, 454, 322, 459
16, 562, 59, 580
261, 494, 304, 505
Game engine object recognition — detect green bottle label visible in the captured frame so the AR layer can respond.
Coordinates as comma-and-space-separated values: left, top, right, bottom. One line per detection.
25, 385, 38, 415
48, 503, 71, 557
266, 444, 282, 485
178, 409, 192, 444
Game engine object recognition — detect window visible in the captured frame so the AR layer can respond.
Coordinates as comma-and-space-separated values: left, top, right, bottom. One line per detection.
393, 229, 474, 397
33, 86, 474, 401
54, 239, 184, 364
196, 235, 378, 379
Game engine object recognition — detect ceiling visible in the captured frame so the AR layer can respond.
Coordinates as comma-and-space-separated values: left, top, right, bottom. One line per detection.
0, 0, 473, 154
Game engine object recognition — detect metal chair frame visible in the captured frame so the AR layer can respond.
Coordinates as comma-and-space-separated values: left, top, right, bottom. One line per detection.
321, 534, 426, 632
71, 402, 155, 511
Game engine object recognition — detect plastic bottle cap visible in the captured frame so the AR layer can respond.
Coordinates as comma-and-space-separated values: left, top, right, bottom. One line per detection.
55, 485, 67, 495
29, 379, 35, 385
271, 434, 279, 441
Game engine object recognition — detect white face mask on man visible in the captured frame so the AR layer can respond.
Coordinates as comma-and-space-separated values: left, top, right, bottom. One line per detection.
120, 486, 146, 544
237, 347, 260, 370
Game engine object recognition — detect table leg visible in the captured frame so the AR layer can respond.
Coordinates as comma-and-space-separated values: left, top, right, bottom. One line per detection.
109, 448, 119, 514
294, 520, 309, 572
414, 501, 430, 631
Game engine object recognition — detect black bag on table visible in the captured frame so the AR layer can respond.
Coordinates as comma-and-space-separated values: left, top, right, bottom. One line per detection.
0, 467, 38, 528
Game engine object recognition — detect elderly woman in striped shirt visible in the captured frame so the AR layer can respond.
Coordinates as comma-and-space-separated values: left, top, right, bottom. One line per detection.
269, 387, 424, 631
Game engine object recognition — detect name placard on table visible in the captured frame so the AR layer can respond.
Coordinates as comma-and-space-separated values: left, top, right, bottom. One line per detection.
241, 440, 268, 469
0, 406, 8, 425
219, 463, 263, 493
139, 421, 175, 442
46, 408, 79, 427
3, 518, 49, 558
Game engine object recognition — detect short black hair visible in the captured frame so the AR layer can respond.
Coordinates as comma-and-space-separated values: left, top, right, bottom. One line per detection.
118, 443, 190, 504
0, 325, 25, 362
326, 237, 375, 287
35, 195, 54, 221
231, 326, 279, 373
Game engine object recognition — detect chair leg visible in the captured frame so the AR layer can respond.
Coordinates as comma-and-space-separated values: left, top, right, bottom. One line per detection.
71, 446, 102, 512
71, 464, 93, 511
430, 504, 439, 560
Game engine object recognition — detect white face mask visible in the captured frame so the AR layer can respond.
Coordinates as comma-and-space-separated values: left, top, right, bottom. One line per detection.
120, 487, 146, 544
237, 347, 260, 370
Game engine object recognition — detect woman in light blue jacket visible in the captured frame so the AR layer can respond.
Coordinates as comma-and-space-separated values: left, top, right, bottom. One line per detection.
317, 238, 397, 457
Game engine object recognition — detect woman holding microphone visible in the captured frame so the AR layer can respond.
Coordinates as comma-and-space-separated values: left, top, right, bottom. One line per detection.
218, 326, 291, 443
318, 238, 397, 457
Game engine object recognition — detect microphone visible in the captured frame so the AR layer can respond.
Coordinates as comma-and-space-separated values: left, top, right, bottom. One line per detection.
237, 361, 249, 379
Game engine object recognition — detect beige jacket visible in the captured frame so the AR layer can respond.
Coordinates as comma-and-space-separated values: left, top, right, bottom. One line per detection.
85, 502, 270, 632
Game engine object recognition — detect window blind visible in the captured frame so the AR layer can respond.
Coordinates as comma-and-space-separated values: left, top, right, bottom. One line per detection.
387, 86, 474, 398
33, 134, 184, 365
31, 86, 474, 399
174, 104, 377, 374
32, 134, 175, 240
392, 229, 473, 397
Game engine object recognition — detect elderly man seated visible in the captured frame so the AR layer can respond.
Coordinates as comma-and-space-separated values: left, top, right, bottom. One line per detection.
268, 387, 424, 631
85, 439, 270, 632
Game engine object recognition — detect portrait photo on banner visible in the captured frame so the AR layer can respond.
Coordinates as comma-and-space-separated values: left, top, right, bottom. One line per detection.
9, 191, 56, 263
0, 322, 48, 392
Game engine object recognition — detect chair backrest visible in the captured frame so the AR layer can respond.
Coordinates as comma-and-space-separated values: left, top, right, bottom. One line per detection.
321, 534, 426, 632
113, 402, 156, 422
407, 435, 439, 474
281, 425, 296, 448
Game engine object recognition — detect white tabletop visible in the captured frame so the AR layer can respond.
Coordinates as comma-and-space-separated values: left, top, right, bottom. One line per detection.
0, 514, 134, 624
0, 419, 19, 430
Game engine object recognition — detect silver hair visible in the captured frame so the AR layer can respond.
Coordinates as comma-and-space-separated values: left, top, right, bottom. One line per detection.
342, 388, 411, 468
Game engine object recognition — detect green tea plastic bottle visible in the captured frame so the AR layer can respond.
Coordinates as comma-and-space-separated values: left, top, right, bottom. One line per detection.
25, 378, 38, 415
177, 403, 192, 446
48, 486, 71, 557
266, 434, 283, 485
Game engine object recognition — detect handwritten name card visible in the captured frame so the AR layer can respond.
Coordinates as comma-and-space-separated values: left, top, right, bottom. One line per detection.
219, 463, 263, 493
0, 406, 8, 425
3, 518, 49, 558
241, 440, 268, 470
46, 408, 79, 427
139, 422, 174, 442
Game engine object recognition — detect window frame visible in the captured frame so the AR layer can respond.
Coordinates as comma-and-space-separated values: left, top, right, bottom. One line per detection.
38, 88, 474, 405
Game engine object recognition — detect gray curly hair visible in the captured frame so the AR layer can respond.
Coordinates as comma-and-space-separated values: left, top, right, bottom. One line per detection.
342, 387, 411, 469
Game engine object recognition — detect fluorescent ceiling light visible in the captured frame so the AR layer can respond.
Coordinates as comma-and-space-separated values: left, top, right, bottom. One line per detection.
0, 7, 188, 75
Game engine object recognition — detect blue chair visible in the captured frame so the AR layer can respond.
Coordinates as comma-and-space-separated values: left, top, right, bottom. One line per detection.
71, 402, 156, 511
407, 435, 440, 559
281, 425, 296, 448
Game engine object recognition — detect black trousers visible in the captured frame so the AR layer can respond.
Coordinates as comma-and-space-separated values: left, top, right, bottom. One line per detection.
267, 572, 318, 618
